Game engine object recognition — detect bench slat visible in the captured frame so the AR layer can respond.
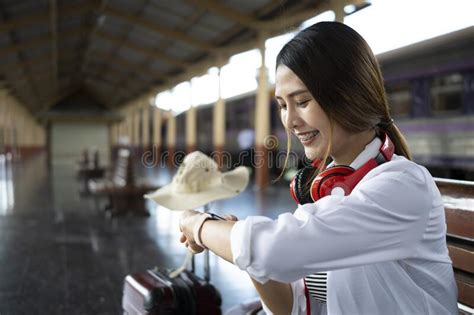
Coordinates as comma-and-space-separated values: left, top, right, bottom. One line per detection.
448, 244, 474, 274
435, 178, 474, 311
456, 277, 474, 308
445, 208, 474, 240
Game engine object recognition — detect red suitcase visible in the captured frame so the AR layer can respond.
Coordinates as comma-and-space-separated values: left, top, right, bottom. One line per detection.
122, 265, 222, 315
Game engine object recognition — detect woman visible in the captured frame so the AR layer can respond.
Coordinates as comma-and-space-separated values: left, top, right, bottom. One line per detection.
179, 22, 458, 314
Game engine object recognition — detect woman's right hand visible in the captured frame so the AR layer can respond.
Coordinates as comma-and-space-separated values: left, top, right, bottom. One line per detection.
179, 212, 239, 253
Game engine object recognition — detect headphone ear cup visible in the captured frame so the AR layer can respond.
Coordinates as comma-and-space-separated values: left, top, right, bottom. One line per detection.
311, 166, 355, 201
293, 166, 316, 205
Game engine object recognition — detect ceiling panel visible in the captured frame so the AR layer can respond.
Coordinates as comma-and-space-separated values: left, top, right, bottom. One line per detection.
0, 0, 367, 111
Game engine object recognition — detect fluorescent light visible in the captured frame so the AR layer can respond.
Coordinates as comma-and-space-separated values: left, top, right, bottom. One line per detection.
344, 4, 357, 14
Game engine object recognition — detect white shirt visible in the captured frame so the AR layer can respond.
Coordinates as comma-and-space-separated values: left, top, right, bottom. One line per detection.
230, 138, 458, 314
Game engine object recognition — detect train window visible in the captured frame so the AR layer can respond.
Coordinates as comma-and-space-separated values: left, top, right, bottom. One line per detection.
430, 73, 463, 114
386, 82, 411, 117
226, 96, 254, 130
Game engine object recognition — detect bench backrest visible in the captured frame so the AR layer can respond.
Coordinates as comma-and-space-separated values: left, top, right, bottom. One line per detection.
435, 177, 474, 312
113, 148, 135, 187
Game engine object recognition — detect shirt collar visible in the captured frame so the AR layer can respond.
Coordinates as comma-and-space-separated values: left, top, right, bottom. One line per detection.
326, 136, 382, 169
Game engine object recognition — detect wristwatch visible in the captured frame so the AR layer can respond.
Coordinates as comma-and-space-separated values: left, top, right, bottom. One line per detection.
193, 212, 225, 248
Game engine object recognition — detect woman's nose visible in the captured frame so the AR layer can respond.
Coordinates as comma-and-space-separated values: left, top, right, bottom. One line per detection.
285, 106, 303, 130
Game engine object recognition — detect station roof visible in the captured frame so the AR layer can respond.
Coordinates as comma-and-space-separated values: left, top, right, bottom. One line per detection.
0, 0, 367, 113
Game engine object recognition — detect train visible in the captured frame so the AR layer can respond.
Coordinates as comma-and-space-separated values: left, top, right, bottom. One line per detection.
169, 26, 474, 181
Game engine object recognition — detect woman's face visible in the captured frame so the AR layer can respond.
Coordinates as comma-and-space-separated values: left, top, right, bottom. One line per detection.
275, 65, 350, 162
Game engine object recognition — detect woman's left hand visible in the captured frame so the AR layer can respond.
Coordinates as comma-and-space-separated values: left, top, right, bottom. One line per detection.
179, 210, 206, 253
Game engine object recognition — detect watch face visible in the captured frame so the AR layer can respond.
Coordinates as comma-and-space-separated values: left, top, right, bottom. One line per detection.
208, 212, 226, 221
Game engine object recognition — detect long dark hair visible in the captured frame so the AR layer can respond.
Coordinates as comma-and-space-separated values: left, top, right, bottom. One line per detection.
276, 22, 411, 172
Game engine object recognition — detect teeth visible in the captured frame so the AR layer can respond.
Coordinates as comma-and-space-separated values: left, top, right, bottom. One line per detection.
298, 131, 318, 141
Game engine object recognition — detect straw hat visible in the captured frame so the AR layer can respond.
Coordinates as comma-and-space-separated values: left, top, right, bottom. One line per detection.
145, 151, 250, 210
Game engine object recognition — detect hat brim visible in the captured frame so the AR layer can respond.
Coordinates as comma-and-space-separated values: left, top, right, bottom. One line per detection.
144, 166, 249, 211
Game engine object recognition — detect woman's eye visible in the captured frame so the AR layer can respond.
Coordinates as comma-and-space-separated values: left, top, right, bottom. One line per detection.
296, 100, 310, 107
278, 103, 287, 110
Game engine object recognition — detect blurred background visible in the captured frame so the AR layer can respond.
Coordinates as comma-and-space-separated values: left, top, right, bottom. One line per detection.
0, 0, 473, 314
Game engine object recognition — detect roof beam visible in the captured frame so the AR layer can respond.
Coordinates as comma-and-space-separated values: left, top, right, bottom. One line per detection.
0, 9, 42, 109
3, 44, 164, 87
109, 7, 207, 106
121, 0, 368, 106
95, 30, 192, 69
2, 51, 80, 75
104, 6, 214, 52
181, 0, 339, 31
0, 25, 87, 60
0, 18, 191, 90
85, 50, 166, 82
262, 2, 332, 30
183, 0, 272, 30
0, 1, 96, 33
78, 0, 109, 80
113, 75, 165, 106
85, 63, 151, 88
84, 74, 145, 98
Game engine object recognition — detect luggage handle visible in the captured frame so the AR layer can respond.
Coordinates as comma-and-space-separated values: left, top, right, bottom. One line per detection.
197, 204, 226, 282
202, 204, 228, 281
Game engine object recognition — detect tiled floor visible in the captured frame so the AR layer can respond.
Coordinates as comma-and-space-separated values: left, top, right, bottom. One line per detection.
0, 153, 295, 314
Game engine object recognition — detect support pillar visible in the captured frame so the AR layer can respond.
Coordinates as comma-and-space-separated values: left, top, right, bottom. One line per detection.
126, 114, 132, 146
113, 123, 119, 146
142, 102, 150, 150
153, 107, 162, 164
4, 100, 10, 152
16, 113, 24, 157
186, 106, 197, 153
9, 103, 18, 158
254, 38, 270, 189
213, 66, 226, 169
166, 113, 176, 167
118, 121, 125, 144
133, 108, 140, 149
0, 91, 5, 153
334, 0, 346, 23
38, 124, 45, 150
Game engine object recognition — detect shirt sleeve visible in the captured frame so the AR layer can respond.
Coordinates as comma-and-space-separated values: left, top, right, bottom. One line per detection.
230, 160, 433, 284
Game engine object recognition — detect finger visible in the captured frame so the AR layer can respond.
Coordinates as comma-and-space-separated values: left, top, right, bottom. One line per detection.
187, 239, 203, 250
188, 243, 205, 254
183, 209, 197, 218
223, 214, 239, 221
178, 215, 184, 232
180, 234, 187, 243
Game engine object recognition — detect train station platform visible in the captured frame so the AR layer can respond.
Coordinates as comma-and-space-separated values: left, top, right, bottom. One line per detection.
0, 152, 294, 314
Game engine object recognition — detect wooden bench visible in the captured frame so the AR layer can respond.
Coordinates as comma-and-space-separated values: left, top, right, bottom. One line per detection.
435, 177, 474, 314
76, 149, 105, 193
89, 148, 159, 217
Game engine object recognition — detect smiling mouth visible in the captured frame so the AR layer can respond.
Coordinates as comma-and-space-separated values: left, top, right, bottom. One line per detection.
296, 131, 319, 144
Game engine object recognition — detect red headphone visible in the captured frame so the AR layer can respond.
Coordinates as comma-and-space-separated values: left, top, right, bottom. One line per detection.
290, 133, 395, 204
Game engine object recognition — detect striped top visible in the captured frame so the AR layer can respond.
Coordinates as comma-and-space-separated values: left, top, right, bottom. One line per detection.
305, 272, 327, 303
